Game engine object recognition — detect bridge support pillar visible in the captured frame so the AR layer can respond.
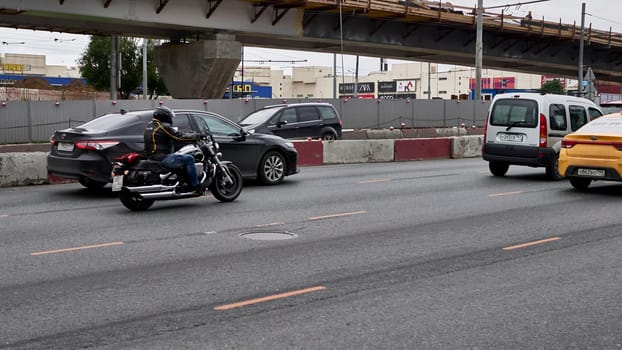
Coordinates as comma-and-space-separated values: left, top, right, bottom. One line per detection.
154, 34, 241, 99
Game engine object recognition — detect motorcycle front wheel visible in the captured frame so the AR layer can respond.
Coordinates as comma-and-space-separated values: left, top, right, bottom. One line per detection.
119, 189, 155, 211
210, 163, 242, 202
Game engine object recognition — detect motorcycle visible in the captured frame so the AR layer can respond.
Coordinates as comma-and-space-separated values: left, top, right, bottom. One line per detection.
111, 133, 242, 211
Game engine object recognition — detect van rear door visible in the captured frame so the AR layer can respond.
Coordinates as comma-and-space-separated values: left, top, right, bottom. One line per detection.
488, 97, 539, 147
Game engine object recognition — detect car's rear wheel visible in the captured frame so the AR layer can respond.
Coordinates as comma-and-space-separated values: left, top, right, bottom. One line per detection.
119, 190, 155, 211
321, 128, 338, 141
569, 177, 592, 190
79, 177, 107, 190
489, 161, 509, 176
258, 151, 286, 185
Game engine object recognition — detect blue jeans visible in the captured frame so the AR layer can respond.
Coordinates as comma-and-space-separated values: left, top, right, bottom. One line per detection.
161, 153, 199, 187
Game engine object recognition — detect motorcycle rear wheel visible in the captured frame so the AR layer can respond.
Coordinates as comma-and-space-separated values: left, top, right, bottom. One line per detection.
210, 163, 242, 202
120, 190, 155, 211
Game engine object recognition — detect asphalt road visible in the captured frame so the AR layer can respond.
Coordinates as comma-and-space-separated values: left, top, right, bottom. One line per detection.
1, 159, 621, 350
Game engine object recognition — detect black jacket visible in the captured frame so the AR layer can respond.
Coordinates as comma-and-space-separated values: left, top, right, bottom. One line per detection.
143, 119, 196, 161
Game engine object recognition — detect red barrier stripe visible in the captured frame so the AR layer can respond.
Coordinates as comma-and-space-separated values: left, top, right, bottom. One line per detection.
394, 138, 451, 161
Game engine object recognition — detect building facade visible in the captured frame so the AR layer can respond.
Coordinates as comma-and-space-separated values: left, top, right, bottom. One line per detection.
234, 61, 563, 100
0, 53, 82, 86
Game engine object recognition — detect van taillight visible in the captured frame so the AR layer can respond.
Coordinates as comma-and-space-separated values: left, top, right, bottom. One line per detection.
483, 112, 489, 144
539, 113, 547, 148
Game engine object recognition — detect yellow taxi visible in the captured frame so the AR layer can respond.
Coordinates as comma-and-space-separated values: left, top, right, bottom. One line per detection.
559, 112, 622, 190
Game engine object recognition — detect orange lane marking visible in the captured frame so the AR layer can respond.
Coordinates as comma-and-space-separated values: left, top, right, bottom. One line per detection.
255, 222, 285, 228
31, 242, 125, 256
502, 237, 561, 251
488, 191, 523, 197
214, 285, 327, 311
359, 178, 390, 184
307, 210, 367, 221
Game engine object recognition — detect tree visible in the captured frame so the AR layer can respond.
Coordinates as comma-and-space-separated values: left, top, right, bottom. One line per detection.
79, 36, 168, 99
540, 79, 565, 95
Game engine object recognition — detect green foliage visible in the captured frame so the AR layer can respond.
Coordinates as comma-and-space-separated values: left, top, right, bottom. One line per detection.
78, 36, 168, 99
540, 79, 565, 95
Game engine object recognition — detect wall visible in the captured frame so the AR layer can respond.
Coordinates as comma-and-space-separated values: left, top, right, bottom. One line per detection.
0, 98, 491, 144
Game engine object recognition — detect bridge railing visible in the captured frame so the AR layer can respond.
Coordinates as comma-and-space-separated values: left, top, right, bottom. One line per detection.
261, 0, 622, 47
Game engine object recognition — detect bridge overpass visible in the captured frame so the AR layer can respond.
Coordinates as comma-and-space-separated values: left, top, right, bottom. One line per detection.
1, 0, 621, 98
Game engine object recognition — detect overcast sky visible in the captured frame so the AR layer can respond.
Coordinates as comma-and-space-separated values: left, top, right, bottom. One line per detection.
1, 0, 621, 75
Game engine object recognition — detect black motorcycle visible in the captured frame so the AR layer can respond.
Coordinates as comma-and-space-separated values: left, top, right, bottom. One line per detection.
111, 133, 242, 211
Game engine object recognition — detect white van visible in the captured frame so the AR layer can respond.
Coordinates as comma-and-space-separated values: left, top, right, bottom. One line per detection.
482, 93, 603, 179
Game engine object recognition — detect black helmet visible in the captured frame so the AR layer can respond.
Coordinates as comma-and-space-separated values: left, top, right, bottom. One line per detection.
153, 106, 174, 124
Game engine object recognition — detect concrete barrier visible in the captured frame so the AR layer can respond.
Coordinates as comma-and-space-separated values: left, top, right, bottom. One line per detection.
365, 129, 404, 139
0, 135, 484, 187
450, 135, 484, 159
293, 140, 323, 166
323, 140, 394, 164
394, 138, 451, 161
0, 152, 49, 186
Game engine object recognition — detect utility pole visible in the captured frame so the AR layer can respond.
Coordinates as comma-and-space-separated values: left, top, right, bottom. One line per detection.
142, 39, 147, 100
333, 53, 337, 99
428, 62, 431, 99
110, 34, 118, 100
475, 0, 483, 101
354, 55, 359, 98
578, 2, 585, 97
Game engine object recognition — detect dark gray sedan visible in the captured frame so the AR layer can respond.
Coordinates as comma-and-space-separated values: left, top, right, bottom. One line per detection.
47, 109, 298, 189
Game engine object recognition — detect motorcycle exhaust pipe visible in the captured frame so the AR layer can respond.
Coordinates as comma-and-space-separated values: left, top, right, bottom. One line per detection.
139, 191, 198, 200
139, 191, 177, 199
125, 184, 177, 193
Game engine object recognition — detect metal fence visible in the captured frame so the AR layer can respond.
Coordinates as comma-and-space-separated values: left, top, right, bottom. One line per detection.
0, 98, 491, 144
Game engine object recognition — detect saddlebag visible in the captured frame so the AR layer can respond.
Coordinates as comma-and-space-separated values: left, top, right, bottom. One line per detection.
128, 160, 165, 185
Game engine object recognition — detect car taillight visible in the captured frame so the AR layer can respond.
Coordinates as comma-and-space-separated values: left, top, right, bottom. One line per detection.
75, 140, 119, 151
561, 140, 622, 150
49, 135, 58, 145
539, 113, 547, 148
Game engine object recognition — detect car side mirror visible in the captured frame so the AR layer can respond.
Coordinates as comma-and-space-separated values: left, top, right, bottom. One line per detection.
237, 128, 247, 141
277, 120, 288, 128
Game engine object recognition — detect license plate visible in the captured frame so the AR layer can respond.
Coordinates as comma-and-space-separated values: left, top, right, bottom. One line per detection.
57, 142, 74, 152
112, 175, 123, 192
577, 168, 605, 177
498, 133, 524, 142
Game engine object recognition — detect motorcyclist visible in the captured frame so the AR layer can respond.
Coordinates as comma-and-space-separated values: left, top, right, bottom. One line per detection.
144, 106, 202, 194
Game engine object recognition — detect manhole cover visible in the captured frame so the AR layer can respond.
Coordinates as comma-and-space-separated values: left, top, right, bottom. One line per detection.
240, 231, 297, 241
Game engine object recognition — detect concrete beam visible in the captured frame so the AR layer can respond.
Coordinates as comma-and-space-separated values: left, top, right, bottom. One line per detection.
154, 35, 241, 98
